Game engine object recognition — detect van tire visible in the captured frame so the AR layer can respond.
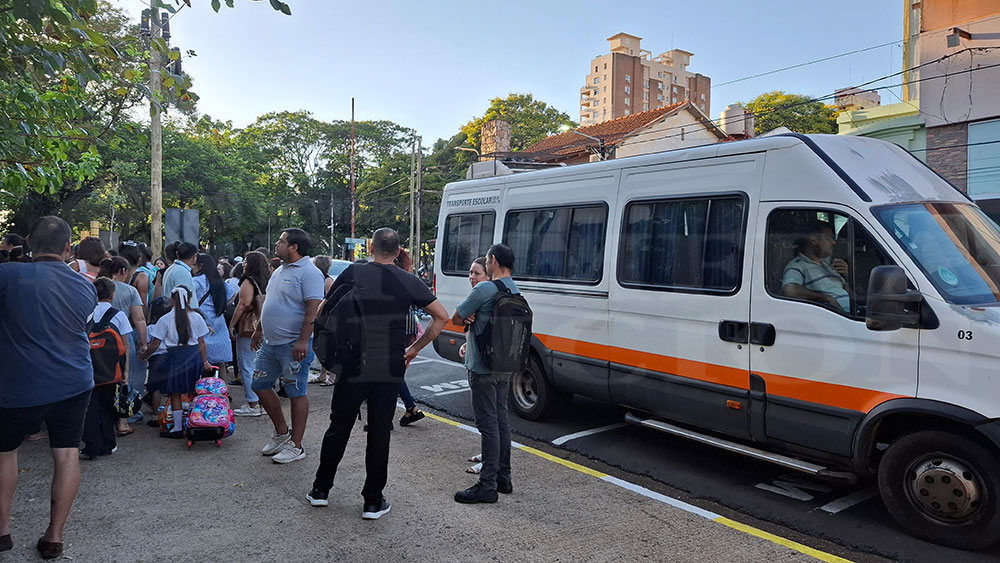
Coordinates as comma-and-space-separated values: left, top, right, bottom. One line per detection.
877, 430, 1000, 550
509, 355, 568, 421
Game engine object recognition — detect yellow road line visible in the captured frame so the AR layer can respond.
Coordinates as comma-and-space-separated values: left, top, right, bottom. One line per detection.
714, 517, 854, 563
424, 408, 855, 563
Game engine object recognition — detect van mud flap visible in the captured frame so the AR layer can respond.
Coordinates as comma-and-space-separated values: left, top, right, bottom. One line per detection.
624, 413, 857, 485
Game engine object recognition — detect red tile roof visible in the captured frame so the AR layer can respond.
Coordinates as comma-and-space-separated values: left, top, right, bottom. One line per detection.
523, 101, 690, 158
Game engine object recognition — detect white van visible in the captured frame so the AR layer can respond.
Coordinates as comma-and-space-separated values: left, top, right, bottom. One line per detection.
432, 134, 1000, 549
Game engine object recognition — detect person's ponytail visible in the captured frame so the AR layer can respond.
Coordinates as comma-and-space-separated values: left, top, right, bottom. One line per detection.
171, 287, 192, 345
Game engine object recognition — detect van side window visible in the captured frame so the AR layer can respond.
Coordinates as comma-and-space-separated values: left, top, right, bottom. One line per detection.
766, 209, 895, 319
503, 204, 607, 283
618, 196, 745, 293
442, 212, 495, 275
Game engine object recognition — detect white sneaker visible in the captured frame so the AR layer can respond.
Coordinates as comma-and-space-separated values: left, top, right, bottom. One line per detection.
261, 430, 291, 456
234, 404, 262, 417
272, 441, 305, 464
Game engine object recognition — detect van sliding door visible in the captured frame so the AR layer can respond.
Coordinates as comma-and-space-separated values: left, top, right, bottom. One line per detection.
609, 155, 763, 440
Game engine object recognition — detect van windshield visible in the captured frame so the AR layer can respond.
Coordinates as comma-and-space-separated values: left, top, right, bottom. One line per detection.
875, 203, 1000, 305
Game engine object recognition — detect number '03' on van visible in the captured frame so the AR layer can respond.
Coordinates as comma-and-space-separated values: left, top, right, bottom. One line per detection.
432, 134, 1000, 550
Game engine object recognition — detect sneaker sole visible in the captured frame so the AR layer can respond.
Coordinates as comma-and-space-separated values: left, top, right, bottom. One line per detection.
234, 412, 262, 417
272, 451, 306, 464
454, 495, 498, 504
361, 505, 391, 519
306, 494, 329, 507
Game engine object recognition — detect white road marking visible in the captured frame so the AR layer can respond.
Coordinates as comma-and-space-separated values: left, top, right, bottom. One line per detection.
552, 423, 629, 446
408, 359, 432, 365
602, 476, 721, 520
817, 486, 878, 514
755, 476, 833, 502
416, 357, 463, 367
420, 380, 470, 393
434, 388, 471, 396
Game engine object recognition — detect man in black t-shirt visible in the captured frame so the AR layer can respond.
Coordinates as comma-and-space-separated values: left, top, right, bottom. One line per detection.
307, 228, 448, 520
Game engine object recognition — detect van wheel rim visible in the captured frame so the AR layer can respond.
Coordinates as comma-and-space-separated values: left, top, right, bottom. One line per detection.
906, 457, 982, 522
512, 370, 537, 411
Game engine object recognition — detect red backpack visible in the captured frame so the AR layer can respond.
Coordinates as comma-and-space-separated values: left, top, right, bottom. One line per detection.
89, 308, 127, 387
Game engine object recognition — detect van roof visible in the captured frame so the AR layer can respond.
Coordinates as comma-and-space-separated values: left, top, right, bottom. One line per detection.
443, 134, 969, 207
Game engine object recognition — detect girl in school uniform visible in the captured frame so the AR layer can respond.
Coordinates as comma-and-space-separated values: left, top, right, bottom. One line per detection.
141, 287, 211, 439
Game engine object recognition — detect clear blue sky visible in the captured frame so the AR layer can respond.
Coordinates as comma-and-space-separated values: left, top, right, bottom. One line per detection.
112, 0, 904, 144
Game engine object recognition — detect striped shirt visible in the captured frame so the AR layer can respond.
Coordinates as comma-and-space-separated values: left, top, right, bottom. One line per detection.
781, 253, 849, 311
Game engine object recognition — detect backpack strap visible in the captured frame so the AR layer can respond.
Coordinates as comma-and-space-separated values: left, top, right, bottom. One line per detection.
492, 279, 510, 294
94, 307, 119, 332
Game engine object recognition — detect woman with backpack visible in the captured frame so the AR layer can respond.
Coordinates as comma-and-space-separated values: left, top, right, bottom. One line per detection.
229, 250, 270, 416
141, 287, 211, 439
229, 251, 268, 417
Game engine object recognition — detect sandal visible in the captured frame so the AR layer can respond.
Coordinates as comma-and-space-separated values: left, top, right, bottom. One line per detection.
468, 453, 482, 463
319, 379, 334, 387
466, 462, 483, 474
116, 428, 134, 437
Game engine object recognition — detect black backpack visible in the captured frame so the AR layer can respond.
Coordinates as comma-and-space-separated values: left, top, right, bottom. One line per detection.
475, 280, 532, 373
312, 281, 366, 376
88, 308, 127, 387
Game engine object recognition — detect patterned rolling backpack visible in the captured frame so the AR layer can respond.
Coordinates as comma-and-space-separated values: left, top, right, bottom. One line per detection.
185, 368, 235, 448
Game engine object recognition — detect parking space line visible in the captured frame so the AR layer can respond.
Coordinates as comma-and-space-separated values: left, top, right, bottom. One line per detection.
434, 388, 471, 396
817, 486, 878, 514
421, 410, 854, 563
416, 357, 463, 367
551, 422, 628, 446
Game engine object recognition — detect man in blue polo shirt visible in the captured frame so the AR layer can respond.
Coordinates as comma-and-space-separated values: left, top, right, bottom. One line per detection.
0, 216, 97, 560
251, 228, 325, 465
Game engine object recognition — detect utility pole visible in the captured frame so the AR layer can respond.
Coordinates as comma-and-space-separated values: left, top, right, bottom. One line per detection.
329, 182, 334, 254
349, 98, 356, 240
408, 136, 416, 259
415, 136, 423, 268
147, 1, 163, 258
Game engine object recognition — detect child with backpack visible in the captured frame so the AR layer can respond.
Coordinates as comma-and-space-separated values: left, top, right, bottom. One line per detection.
143, 296, 173, 426
140, 287, 211, 439
81, 277, 133, 460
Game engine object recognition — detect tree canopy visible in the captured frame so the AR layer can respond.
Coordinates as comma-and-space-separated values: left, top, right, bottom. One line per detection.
461, 93, 576, 152
742, 91, 839, 136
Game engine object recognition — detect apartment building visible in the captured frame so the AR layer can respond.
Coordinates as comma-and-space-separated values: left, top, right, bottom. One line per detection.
580, 33, 711, 126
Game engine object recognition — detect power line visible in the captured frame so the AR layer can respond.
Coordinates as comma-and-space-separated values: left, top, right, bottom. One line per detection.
713, 39, 903, 88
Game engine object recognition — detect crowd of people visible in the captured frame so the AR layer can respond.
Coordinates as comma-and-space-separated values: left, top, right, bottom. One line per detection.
0, 216, 522, 559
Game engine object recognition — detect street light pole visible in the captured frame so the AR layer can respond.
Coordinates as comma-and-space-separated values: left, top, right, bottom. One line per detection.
560, 126, 613, 161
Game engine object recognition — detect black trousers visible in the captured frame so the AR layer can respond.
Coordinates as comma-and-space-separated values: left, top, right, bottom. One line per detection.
81, 385, 117, 456
312, 379, 399, 503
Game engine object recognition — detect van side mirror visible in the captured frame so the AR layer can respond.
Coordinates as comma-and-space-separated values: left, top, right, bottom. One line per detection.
866, 265, 922, 331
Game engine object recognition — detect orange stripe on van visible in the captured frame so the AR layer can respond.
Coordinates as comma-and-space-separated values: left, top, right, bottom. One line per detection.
534, 333, 905, 413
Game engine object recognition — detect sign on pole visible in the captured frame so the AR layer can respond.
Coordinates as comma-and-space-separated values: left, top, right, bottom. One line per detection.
165, 208, 200, 245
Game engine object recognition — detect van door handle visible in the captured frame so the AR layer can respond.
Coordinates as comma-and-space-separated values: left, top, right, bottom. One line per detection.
749, 323, 776, 346
718, 320, 749, 344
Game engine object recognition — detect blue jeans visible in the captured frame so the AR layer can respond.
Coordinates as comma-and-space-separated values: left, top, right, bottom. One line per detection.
236, 336, 259, 403
469, 371, 512, 491
251, 341, 314, 399
399, 381, 416, 410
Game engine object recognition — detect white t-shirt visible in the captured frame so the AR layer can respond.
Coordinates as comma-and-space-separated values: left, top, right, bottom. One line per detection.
93, 302, 133, 336
148, 309, 210, 347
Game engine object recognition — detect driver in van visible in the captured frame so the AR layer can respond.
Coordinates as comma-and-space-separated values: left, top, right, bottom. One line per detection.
781, 221, 850, 312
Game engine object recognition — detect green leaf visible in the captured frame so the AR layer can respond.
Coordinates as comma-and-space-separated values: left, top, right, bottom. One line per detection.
211, 0, 221, 12
269, 0, 292, 15
163, 76, 175, 88
167, 49, 180, 61
115, 86, 128, 95
123, 69, 136, 81
225, 0, 235, 7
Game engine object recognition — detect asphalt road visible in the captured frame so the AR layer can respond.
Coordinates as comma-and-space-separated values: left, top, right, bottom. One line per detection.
405, 346, 1000, 563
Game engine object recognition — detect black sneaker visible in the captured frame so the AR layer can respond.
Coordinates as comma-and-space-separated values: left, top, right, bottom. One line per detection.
497, 479, 513, 494
0, 533, 11, 552
454, 483, 498, 504
306, 488, 329, 507
159, 428, 184, 439
361, 498, 391, 520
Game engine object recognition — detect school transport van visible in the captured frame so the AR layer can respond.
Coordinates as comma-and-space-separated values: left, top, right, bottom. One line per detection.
431, 133, 1000, 549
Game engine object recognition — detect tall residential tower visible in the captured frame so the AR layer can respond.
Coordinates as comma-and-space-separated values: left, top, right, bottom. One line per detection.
580, 33, 711, 126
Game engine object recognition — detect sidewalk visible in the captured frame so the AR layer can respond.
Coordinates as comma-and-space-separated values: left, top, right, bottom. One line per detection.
4, 388, 826, 562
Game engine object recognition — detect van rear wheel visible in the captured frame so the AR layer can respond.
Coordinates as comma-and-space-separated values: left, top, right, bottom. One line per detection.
509, 355, 569, 421
877, 430, 1000, 550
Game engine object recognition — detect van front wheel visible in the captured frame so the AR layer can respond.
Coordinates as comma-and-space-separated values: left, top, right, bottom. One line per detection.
877, 430, 1000, 550
509, 355, 568, 421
